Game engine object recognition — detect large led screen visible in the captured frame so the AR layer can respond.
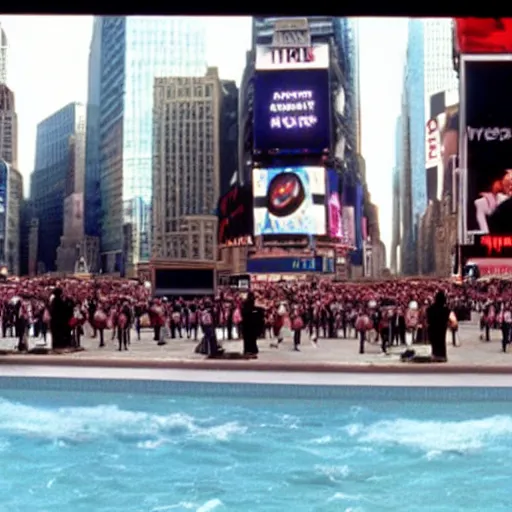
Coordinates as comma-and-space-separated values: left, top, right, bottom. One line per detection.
462, 58, 512, 235
252, 166, 326, 236
253, 69, 331, 155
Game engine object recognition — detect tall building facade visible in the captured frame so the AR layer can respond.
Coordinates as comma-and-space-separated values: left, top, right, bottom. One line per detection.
0, 160, 22, 275
30, 103, 86, 272
0, 24, 7, 85
390, 117, 402, 274
402, 18, 458, 275
0, 84, 17, 168
84, 17, 103, 239
152, 68, 220, 262
96, 16, 207, 275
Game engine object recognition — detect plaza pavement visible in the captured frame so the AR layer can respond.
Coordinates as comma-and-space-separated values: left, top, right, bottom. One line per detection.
0, 317, 511, 373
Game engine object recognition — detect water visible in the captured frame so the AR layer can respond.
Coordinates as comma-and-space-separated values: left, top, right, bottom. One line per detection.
0, 387, 511, 512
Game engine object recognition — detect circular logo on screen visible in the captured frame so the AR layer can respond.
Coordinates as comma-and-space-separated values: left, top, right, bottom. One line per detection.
267, 172, 305, 217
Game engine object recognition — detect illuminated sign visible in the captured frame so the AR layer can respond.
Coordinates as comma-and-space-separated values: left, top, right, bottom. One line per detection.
479, 234, 512, 255
255, 44, 329, 71
222, 236, 254, 247
247, 256, 334, 273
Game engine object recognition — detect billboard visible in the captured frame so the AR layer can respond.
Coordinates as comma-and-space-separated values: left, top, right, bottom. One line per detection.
247, 256, 334, 274
326, 169, 343, 239
217, 184, 254, 245
255, 43, 329, 71
252, 166, 326, 236
253, 69, 331, 155
462, 57, 512, 235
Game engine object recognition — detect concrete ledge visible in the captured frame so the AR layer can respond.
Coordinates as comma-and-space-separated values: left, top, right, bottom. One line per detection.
0, 354, 511, 374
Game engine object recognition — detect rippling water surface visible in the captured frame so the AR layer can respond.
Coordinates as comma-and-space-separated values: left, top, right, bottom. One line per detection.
1, 387, 512, 511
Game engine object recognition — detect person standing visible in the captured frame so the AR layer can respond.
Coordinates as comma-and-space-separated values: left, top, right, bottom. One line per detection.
427, 291, 450, 362
241, 292, 260, 358
291, 305, 304, 351
501, 303, 512, 353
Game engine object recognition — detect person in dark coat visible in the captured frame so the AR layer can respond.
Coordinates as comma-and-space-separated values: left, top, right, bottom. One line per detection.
241, 292, 261, 357
50, 288, 72, 349
427, 291, 450, 361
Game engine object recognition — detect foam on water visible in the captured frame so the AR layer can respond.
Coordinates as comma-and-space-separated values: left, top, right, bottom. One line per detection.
348, 415, 512, 454
0, 398, 246, 445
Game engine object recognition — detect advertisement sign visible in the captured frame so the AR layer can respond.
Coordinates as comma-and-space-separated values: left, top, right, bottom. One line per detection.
425, 118, 441, 168
255, 43, 329, 71
0, 161, 7, 264
247, 256, 334, 274
253, 69, 331, 155
455, 18, 512, 53
427, 90, 459, 202
217, 184, 254, 245
462, 57, 512, 235
326, 169, 343, 239
252, 166, 326, 236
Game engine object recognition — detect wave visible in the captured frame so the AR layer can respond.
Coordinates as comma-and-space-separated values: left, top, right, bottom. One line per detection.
346, 415, 512, 454
0, 398, 246, 445
149, 499, 223, 512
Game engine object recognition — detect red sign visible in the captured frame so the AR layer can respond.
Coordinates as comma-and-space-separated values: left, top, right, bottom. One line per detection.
425, 118, 440, 167
480, 235, 512, 255
217, 184, 254, 246
455, 18, 512, 53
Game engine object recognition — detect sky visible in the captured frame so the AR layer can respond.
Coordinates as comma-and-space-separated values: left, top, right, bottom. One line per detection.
0, 15, 407, 261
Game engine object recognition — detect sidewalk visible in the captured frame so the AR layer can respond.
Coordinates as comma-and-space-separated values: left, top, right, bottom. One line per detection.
0, 322, 510, 372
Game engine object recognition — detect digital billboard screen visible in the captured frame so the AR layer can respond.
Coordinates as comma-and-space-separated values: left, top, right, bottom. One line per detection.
462, 58, 512, 235
252, 166, 326, 236
217, 184, 254, 245
253, 69, 331, 155
326, 169, 342, 239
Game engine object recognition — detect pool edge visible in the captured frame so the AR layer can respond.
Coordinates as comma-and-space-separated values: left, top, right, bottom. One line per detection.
0, 355, 511, 374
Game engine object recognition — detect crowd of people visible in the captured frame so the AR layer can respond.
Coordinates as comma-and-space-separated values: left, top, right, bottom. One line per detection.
0, 275, 510, 361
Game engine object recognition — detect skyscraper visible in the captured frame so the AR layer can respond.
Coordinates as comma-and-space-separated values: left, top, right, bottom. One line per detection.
0, 24, 7, 85
152, 67, 221, 262
0, 84, 17, 168
402, 18, 458, 274
96, 16, 207, 275
84, 17, 103, 240
391, 116, 402, 274
30, 103, 86, 272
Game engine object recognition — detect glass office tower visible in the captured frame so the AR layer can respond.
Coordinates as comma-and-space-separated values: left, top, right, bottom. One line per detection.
97, 16, 207, 274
